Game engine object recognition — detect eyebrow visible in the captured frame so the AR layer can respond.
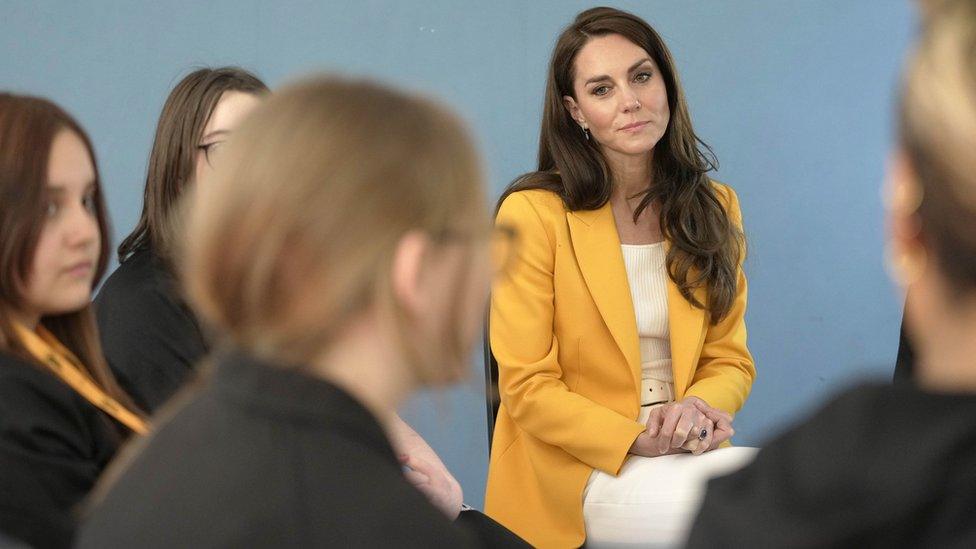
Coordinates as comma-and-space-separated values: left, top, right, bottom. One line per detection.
45, 181, 96, 194
200, 129, 230, 142
584, 58, 655, 86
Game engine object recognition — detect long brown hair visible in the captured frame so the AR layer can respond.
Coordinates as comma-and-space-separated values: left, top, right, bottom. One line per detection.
900, 0, 976, 296
117, 67, 268, 263
183, 76, 487, 383
0, 93, 141, 411
501, 7, 744, 323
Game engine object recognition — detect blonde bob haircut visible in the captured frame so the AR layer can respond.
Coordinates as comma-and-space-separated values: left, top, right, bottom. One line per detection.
182, 76, 487, 382
901, 0, 976, 297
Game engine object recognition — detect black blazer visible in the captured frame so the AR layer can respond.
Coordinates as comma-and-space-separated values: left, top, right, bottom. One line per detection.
0, 351, 125, 549
687, 382, 976, 547
95, 248, 208, 412
77, 351, 525, 548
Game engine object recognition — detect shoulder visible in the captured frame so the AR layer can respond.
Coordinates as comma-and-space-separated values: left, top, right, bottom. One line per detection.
707, 180, 745, 230
705, 382, 893, 504
773, 382, 890, 444
497, 188, 566, 221
689, 382, 975, 546
95, 249, 201, 349
708, 179, 741, 212
0, 352, 70, 407
96, 250, 177, 315
78, 392, 284, 546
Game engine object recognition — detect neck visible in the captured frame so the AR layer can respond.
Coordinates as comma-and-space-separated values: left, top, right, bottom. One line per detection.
310, 314, 414, 427
915, 294, 976, 393
8, 308, 40, 331
605, 148, 654, 200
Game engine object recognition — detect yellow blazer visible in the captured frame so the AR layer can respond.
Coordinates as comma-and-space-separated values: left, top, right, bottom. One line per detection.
484, 182, 755, 548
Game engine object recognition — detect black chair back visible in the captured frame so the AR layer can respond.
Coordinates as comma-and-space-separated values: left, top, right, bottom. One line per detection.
483, 310, 500, 452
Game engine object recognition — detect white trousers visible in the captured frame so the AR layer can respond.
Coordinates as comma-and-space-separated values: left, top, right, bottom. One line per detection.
583, 447, 757, 547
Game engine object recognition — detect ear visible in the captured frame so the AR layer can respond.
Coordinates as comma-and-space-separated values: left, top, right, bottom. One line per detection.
885, 149, 926, 283
562, 95, 586, 128
390, 230, 429, 317
886, 149, 923, 236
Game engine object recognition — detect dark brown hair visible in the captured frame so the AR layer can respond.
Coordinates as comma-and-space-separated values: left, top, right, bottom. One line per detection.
117, 67, 268, 262
900, 0, 976, 297
0, 93, 141, 412
500, 6, 744, 323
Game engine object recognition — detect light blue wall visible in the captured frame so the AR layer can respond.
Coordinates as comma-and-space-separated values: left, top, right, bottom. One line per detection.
1, 1, 917, 507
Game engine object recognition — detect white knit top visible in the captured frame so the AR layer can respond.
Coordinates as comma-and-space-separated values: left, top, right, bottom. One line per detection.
620, 243, 673, 385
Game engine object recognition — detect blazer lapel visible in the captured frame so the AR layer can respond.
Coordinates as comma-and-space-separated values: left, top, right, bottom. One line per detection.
567, 205, 641, 393
664, 241, 706, 397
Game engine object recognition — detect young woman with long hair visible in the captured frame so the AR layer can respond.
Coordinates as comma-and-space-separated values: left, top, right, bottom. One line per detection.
0, 93, 146, 548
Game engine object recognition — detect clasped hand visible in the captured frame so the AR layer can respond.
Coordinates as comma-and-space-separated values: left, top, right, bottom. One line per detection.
630, 397, 734, 457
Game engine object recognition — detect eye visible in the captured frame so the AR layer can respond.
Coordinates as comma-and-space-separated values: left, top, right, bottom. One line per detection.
198, 141, 226, 167
592, 85, 611, 97
82, 192, 97, 213
634, 71, 652, 83
45, 199, 60, 218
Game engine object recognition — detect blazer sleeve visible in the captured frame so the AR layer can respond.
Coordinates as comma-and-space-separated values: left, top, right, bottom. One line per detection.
491, 192, 645, 475
683, 186, 757, 415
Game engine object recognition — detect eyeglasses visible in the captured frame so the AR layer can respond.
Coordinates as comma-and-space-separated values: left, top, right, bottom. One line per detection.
432, 223, 520, 281
490, 224, 519, 281
197, 141, 225, 168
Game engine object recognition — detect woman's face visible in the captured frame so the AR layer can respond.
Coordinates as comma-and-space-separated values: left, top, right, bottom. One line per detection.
194, 91, 262, 184
563, 33, 670, 161
21, 129, 100, 324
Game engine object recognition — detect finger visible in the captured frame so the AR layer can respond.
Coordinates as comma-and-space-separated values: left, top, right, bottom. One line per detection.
710, 424, 735, 449
657, 406, 683, 454
698, 406, 733, 432
671, 409, 701, 449
694, 419, 714, 455
645, 406, 664, 437
692, 399, 733, 423
703, 406, 734, 427
710, 412, 734, 435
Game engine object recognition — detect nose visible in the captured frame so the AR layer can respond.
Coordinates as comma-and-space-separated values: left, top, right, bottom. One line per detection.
65, 202, 100, 250
620, 85, 641, 113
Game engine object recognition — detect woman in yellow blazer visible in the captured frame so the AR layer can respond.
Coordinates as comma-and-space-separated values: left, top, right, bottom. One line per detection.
485, 8, 756, 548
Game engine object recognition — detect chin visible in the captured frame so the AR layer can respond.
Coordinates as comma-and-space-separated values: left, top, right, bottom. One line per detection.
42, 295, 92, 317
611, 141, 657, 157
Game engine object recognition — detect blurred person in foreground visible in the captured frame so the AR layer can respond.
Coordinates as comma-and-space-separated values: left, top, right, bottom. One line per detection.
77, 76, 527, 548
688, 0, 976, 545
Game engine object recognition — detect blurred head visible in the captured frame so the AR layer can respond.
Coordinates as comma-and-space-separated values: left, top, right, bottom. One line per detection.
888, 0, 976, 383
118, 67, 267, 262
0, 93, 136, 407
183, 76, 490, 387
917, 0, 951, 18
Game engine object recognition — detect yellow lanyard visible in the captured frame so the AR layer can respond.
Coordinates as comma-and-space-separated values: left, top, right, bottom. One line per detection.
12, 322, 148, 435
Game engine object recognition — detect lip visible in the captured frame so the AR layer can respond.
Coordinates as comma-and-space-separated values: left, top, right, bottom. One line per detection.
619, 121, 650, 132
63, 260, 94, 278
